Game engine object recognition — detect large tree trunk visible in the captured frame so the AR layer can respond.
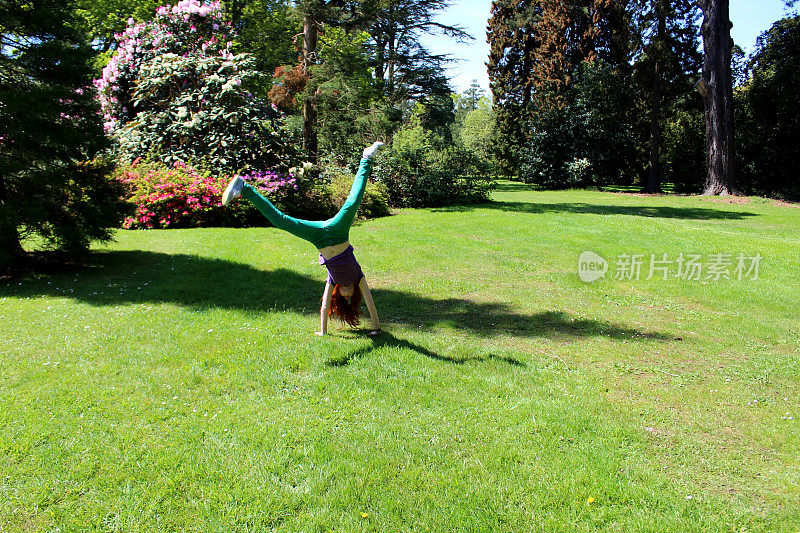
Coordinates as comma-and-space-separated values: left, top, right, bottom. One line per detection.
701, 0, 735, 195
302, 15, 318, 162
0, 170, 24, 267
646, 0, 665, 194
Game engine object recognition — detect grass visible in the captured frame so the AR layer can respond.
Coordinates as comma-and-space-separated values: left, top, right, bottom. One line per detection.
1, 182, 798, 531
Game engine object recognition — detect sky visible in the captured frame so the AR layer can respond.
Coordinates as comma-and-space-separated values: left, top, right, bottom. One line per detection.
420, 0, 795, 94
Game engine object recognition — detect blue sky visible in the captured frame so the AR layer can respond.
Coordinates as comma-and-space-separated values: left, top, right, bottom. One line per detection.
420, 0, 795, 94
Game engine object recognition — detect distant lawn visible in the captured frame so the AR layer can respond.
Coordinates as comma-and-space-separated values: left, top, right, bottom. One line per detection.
1, 182, 798, 532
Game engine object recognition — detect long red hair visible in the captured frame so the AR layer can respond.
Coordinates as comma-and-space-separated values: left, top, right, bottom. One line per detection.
329, 283, 362, 327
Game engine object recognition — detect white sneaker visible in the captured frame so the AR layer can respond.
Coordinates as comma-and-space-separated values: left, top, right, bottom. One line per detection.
222, 175, 244, 205
363, 141, 385, 159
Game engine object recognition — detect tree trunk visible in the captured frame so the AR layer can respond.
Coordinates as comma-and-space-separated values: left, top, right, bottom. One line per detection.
387, 28, 396, 96
701, 0, 735, 195
375, 36, 385, 83
302, 15, 318, 162
646, 0, 665, 194
230, 0, 243, 28
0, 170, 24, 267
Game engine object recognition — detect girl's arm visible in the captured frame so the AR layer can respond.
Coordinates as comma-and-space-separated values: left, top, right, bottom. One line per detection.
316, 281, 333, 336
359, 277, 381, 334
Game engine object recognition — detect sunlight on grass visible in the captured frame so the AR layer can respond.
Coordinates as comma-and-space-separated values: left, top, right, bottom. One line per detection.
1, 183, 798, 531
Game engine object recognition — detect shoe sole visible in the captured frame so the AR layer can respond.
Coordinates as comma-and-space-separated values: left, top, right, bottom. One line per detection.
222, 179, 241, 206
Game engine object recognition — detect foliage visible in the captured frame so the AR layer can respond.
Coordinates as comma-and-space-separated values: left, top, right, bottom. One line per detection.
631, 0, 702, 191
661, 107, 705, 193
0, 0, 128, 265
486, 0, 539, 174
735, 15, 800, 199
323, 164, 390, 219
116, 160, 301, 229
457, 96, 500, 173
95, 0, 295, 173
75, 0, 163, 53
376, 125, 493, 207
519, 61, 638, 188
226, 0, 298, 87
311, 28, 396, 163
116, 160, 226, 229
487, 0, 630, 174
366, 0, 470, 103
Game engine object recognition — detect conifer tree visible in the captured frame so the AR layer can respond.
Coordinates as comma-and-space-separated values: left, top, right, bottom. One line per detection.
0, 0, 127, 267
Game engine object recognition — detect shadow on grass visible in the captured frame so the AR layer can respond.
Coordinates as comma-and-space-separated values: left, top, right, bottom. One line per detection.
492, 181, 534, 193
325, 330, 528, 367
434, 201, 757, 220
2, 250, 676, 343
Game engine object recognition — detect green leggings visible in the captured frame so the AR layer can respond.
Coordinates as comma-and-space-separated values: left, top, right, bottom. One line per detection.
241, 157, 373, 249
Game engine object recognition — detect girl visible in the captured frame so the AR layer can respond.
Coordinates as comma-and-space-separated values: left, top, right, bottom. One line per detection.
222, 142, 384, 335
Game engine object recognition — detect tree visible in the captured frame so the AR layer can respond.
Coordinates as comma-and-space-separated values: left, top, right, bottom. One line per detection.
735, 15, 800, 198
75, 0, 162, 52
0, 0, 127, 267
367, 0, 470, 102
487, 0, 540, 173
225, 0, 298, 91
631, 0, 702, 193
458, 95, 500, 171
487, 0, 630, 174
274, 0, 368, 161
453, 80, 485, 122
700, 0, 735, 195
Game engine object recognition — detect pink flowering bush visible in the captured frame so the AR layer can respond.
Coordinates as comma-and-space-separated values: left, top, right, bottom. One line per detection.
95, 1, 294, 173
117, 161, 301, 229
96, 1, 232, 134
117, 160, 227, 229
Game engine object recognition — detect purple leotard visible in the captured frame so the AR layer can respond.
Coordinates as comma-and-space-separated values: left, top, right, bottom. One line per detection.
319, 245, 364, 287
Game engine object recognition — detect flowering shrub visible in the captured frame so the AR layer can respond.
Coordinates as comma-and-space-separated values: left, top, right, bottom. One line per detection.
116, 161, 300, 229
242, 170, 297, 194
96, 1, 232, 134
117, 160, 227, 229
95, 1, 295, 173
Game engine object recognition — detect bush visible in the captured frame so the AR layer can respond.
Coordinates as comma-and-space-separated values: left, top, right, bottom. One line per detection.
95, 0, 295, 173
324, 164, 390, 219
376, 125, 493, 208
116, 160, 299, 229
662, 107, 705, 193
116, 160, 226, 229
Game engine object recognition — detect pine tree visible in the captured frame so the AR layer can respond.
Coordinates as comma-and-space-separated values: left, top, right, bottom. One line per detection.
0, 0, 127, 267
632, 0, 702, 192
487, 0, 629, 173
487, 0, 540, 173
367, 0, 469, 103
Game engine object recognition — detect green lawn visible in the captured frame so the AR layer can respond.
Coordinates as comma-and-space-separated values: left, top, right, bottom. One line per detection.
2, 182, 798, 532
